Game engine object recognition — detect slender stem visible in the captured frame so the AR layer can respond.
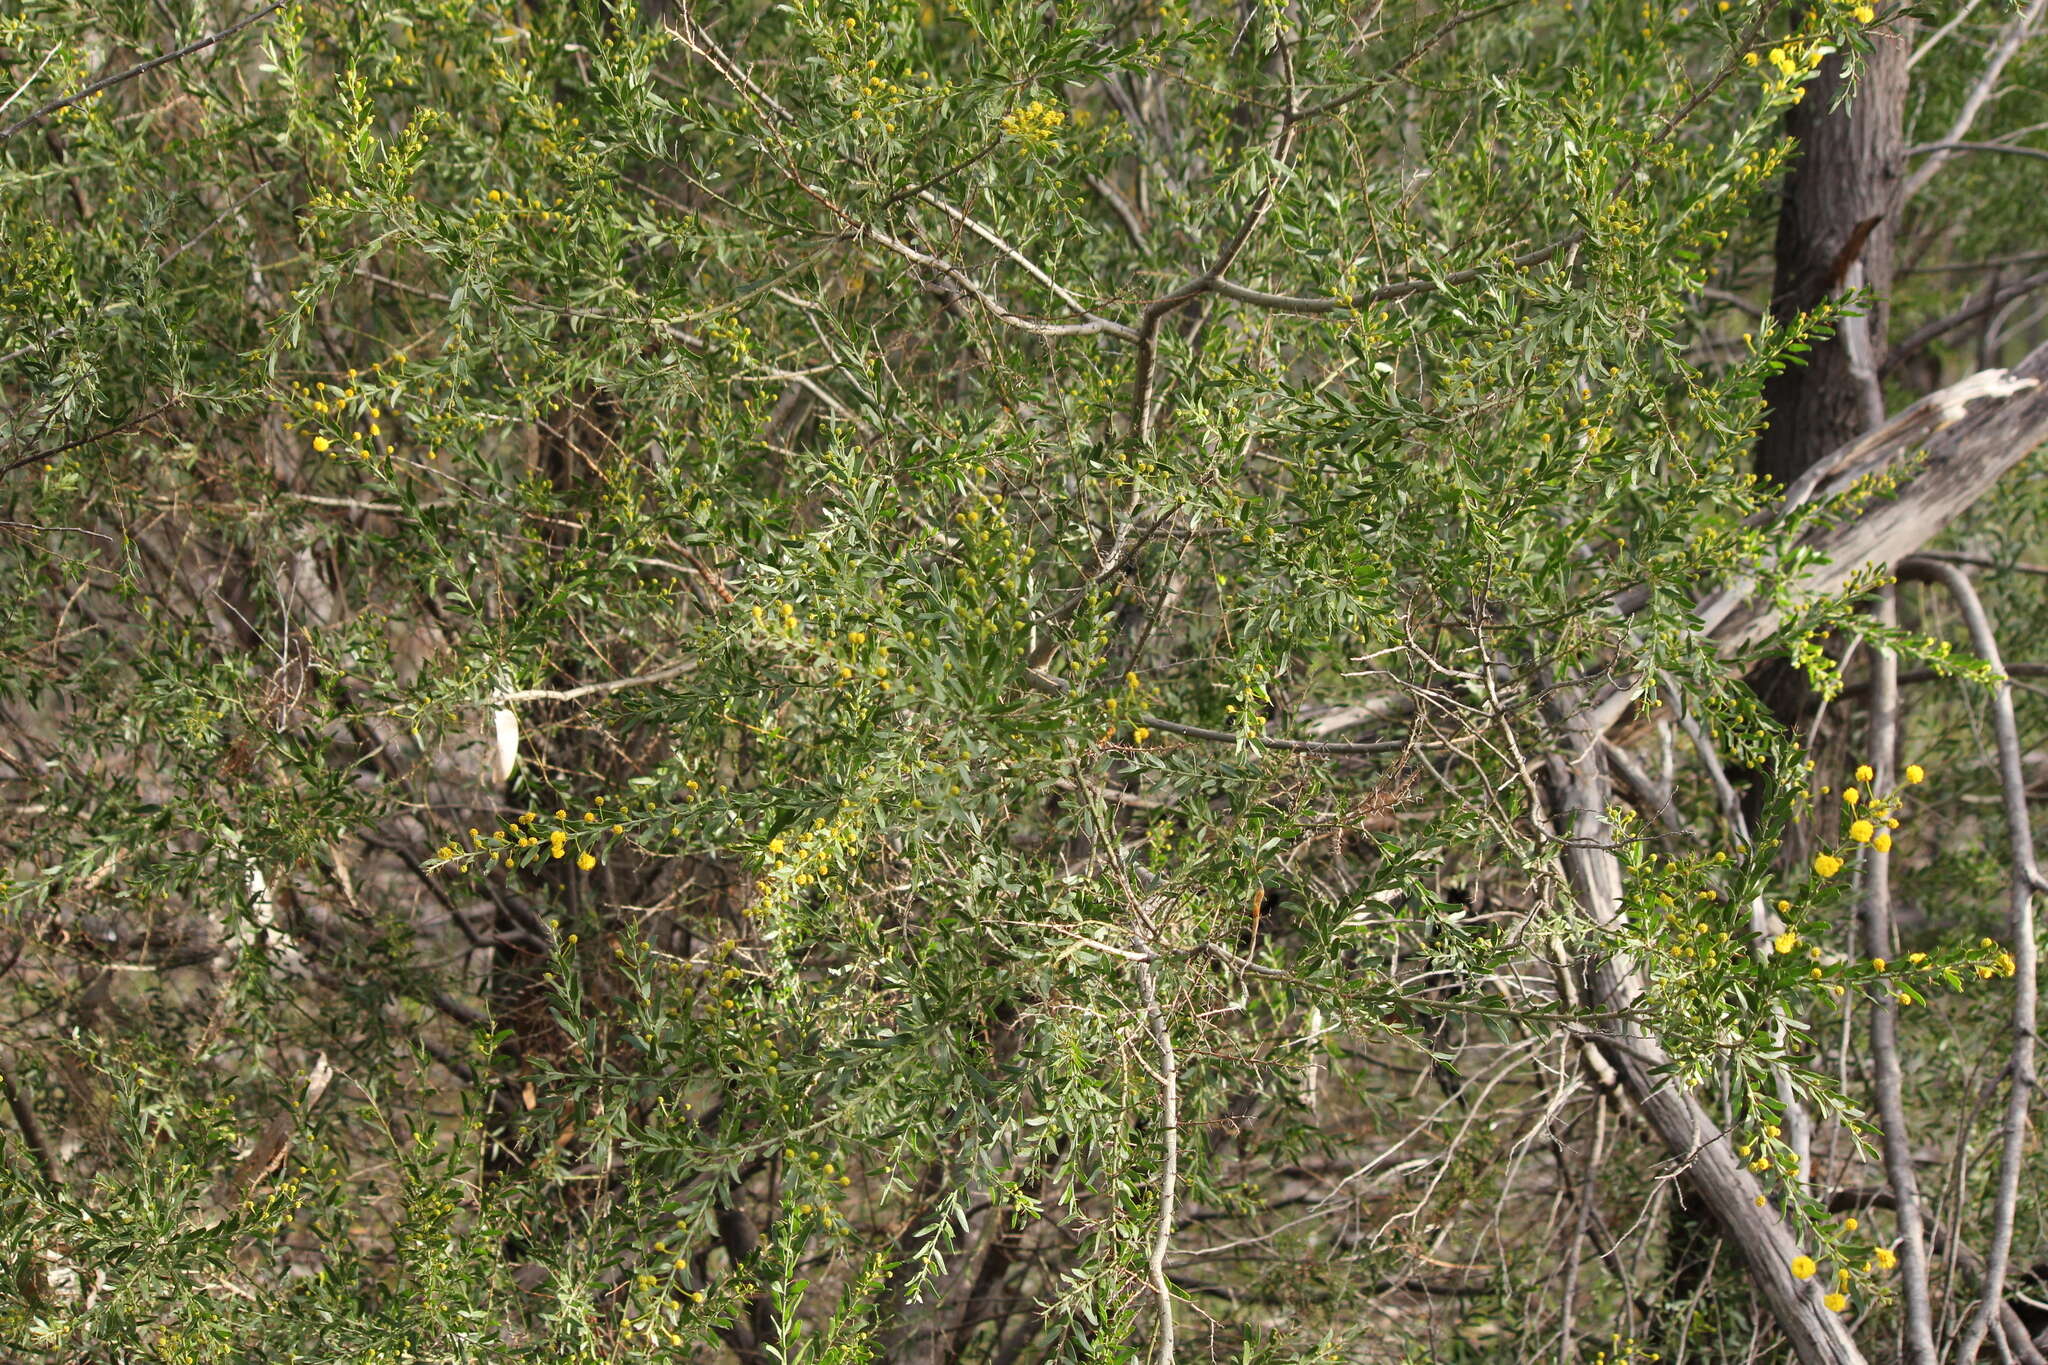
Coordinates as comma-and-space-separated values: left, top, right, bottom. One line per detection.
1132, 958, 1178, 1365
1865, 585, 1939, 1364
1897, 559, 2039, 1365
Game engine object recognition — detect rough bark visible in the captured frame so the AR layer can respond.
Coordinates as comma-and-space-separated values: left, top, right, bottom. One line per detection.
1755, 21, 1912, 489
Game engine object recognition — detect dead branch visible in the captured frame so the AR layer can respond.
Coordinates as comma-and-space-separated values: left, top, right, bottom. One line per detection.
1896, 557, 2040, 1365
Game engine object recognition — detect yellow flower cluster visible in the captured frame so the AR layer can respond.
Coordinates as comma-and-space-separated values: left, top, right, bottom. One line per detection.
847, 58, 921, 134
1744, 37, 1826, 99
750, 809, 861, 919
1000, 99, 1065, 148
432, 796, 677, 876
1812, 760, 1926, 877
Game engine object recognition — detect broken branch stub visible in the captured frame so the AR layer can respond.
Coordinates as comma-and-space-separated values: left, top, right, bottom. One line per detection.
1706, 344, 2048, 655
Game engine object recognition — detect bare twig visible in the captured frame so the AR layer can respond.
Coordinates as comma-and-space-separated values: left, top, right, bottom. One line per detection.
1087, 174, 1149, 250
1904, 550, 2048, 578
496, 662, 694, 705
1131, 956, 1179, 1365
1883, 268, 2048, 377
1905, 139, 2048, 165
1910, 0, 1985, 69
1135, 715, 1408, 756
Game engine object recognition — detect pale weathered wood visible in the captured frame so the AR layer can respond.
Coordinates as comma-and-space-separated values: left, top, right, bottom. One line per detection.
1546, 697, 1869, 1365
1548, 342, 2048, 1365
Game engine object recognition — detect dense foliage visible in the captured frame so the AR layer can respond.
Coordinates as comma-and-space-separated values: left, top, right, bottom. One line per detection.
5, 0, 2048, 1361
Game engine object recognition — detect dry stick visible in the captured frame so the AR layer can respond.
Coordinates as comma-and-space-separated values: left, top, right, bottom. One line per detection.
1132, 956, 1178, 1365
1896, 558, 2041, 1365
1906, 140, 2048, 165
496, 662, 693, 704
1863, 585, 1939, 1365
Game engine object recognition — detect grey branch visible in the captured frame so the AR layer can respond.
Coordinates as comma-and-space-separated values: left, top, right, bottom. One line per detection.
1896, 557, 2040, 1365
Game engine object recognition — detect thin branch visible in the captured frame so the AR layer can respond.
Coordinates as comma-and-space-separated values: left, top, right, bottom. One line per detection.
1864, 586, 1938, 1365
1905, 139, 2048, 165
1210, 233, 1581, 315
1906, 550, 2048, 577
0, 1, 287, 141
1599, 738, 1681, 836
1883, 268, 2048, 376
496, 662, 694, 705
1910, 0, 1984, 70
0, 400, 177, 479
1087, 174, 1149, 250
1136, 715, 1408, 756
1897, 558, 2039, 1365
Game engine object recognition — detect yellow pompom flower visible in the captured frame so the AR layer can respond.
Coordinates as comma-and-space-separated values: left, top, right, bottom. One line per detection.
1855, 764, 1874, 783
1791, 1255, 1817, 1280
1824, 1292, 1848, 1312
1848, 819, 1874, 843
577, 851, 597, 871
1843, 787, 1860, 806
1875, 1246, 1897, 1270
1813, 853, 1844, 878
1774, 931, 1799, 955
312, 436, 331, 452
1873, 832, 1892, 853
1905, 764, 1925, 784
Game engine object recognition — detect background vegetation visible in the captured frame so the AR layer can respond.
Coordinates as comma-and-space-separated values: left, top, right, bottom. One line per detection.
5, 0, 2048, 1361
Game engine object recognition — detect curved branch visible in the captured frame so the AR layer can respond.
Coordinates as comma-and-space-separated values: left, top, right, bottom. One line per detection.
1896, 557, 2039, 1365
1899, 0, 2048, 207
1862, 585, 1938, 1365
1210, 232, 1583, 316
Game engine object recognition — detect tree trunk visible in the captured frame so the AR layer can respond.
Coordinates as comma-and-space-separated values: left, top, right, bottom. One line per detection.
1755, 22, 1912, 489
